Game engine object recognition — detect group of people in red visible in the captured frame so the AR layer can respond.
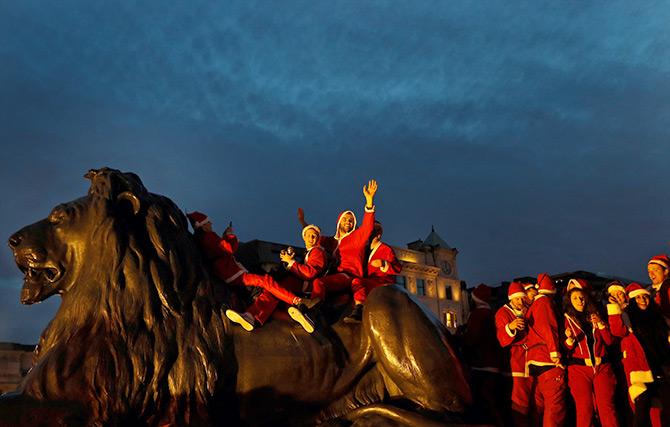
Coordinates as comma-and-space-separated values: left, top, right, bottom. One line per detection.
464, 255, 670, 427
185, 179, 402, 334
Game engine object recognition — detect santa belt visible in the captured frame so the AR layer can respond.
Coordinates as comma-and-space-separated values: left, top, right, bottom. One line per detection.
567, 356, 608, 367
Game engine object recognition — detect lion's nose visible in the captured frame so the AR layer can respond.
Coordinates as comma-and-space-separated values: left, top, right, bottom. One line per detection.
8, 232, 22, 249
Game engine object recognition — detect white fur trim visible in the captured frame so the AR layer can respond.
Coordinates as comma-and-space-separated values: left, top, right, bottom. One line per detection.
301, 224, 321, 239
568, 279, 582, 289
648, 259, 669, 269
505, 324, 516, 337
630, 370, 654, 384
523, 283, 537, 290
508, 291, 526, 300
194, 217, 210, 228
606, 303, 622, 316
607, 284, 626, 295
364, 205, 375, 213
628, 288, 650, 299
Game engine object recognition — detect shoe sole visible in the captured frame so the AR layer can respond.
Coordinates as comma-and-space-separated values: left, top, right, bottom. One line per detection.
225, 309, 254, 332
288, 307, 315, 333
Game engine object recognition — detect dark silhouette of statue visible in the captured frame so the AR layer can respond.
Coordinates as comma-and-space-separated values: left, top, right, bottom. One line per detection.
1, 168, 471, 426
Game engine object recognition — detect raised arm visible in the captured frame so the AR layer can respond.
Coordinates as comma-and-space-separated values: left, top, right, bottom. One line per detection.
297, 208, 308, 229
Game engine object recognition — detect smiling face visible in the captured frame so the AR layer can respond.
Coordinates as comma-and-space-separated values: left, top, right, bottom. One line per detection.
648, 263, 668, 286
570, 289, 586, 313
635, 294, 650, 310
303, 229, 320, 249
338, 213, 355, 235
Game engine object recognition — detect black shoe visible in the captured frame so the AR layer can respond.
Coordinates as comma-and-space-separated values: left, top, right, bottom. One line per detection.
288, 304, 315, 333
343, 304, 363, 323
300, 297, 322, 310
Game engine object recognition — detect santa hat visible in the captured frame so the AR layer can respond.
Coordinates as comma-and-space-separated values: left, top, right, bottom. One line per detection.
523, 282, 537, 291
508, 282, 526, 300
472, 284, 492, 305
187, 211, 210, 230
567, 278, 591, 293
606, 281, 626, 296
537, 273, 556, 295
302, 224, 321, 239
648, 254, 670, 270
626, 282, 650, 299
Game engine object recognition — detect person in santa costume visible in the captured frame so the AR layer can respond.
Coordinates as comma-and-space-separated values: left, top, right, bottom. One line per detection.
279, 224, 329, 331
647, 254, 670, 326
563, 287, 619, 427
187, 211, 317, 333
524, 282, 538, 302
495, 281, 532, 427
525, 272, 566, 426
608, 283, 670, 427
298, 180, 378, 323
346, 221, 401, 314
463, 284, 505, 426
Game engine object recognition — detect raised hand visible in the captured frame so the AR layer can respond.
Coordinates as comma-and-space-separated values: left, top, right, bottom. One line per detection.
363, 179, 378, 207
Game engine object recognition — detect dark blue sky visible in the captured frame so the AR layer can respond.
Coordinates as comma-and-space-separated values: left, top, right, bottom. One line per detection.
2, 1, 670, 343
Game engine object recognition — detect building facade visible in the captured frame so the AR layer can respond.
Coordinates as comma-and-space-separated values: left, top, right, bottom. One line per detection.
237, 227, 468, 333
0, 342, 33, 394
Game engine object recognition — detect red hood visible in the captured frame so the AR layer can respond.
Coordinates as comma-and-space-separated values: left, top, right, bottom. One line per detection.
334, 210, 357, 240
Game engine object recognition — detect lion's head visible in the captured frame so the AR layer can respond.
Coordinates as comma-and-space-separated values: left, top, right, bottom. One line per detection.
7, 167, 233, 425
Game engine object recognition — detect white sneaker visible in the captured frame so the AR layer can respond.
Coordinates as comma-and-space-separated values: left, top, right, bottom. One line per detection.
288, 306, 315, 334
226, 309, 255, 332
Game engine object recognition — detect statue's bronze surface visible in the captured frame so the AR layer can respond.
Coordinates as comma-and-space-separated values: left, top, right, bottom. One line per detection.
2, 168, 471, 426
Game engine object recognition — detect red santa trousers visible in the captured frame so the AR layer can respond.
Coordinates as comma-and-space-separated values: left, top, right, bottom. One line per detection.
312, 272, 365, 303
351, 277, 390, 303
567, 363, 619, 427
511, 376, 533, 422
532, 366, 566, 427
243, 275, 303, 325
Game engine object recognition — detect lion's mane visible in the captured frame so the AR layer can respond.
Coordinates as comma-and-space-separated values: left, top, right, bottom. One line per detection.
27, 168, 233, 425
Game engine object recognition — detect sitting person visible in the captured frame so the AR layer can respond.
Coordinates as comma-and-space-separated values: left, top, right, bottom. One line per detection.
345, 221, 402, 323
279, 224, 329, 331
563, 287, 619, 427
187, 211, 314, 333
298, 180, 378, 322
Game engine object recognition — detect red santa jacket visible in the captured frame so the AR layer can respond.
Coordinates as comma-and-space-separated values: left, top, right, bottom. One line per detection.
525, 294, 561, 367
464, 303, 502, 372
286, 246, 327, 281
607, 303, 655, 402
194, 229, 247, 283
320, 207, 375, 278
366, 241, 402, 283
563, 314, 614, 367
495, 304, 528, 377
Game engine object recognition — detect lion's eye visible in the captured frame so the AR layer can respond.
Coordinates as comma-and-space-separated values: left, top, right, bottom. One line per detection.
48, 208, 67, 224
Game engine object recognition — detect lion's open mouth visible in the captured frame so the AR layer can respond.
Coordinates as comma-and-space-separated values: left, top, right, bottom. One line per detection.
18, 264, 62, 283
15, 257, 64, 304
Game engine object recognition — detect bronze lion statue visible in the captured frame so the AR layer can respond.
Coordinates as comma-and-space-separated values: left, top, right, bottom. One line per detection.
1, 168, 471, 426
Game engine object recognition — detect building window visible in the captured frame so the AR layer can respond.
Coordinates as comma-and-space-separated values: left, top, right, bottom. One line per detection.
416, 278, 426, 296
395, 275, 406, 289
445, 286, 452, 300
444, 311, 457, 328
